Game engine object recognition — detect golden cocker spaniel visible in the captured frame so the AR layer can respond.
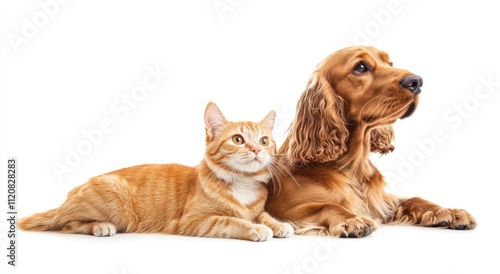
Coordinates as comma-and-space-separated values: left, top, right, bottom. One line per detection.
266, 46, 476, 237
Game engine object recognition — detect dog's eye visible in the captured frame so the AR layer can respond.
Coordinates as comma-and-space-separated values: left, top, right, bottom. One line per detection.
353, 62, 370, 75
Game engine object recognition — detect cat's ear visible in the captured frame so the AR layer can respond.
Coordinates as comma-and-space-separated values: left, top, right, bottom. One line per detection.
204, 102, 227, 139
260, 110, 276, 132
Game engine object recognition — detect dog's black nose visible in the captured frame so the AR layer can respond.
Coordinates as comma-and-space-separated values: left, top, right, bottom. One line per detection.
400, 75, 423, 95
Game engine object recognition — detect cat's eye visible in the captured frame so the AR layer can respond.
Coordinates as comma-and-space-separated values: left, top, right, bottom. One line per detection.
259, 137, 270, 146
232, 135, 245, 145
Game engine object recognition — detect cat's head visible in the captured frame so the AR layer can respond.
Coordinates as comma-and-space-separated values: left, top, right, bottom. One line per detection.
203, 102, 276, 176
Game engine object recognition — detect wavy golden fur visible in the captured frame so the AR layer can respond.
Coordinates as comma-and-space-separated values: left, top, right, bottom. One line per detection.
266, 46, 476, 237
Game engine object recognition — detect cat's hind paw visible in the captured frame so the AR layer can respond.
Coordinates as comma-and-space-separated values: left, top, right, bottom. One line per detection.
93, 222, 116, 237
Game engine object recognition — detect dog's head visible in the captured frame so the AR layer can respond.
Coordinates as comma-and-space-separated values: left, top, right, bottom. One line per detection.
287, 46, 422, 164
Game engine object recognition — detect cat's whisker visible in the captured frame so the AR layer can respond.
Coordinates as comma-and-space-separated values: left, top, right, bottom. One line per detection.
264, 164, 281, 193
268, 158, 302, 193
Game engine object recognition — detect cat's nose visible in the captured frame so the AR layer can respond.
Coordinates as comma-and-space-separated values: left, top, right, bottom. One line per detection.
251, 148, 260, 155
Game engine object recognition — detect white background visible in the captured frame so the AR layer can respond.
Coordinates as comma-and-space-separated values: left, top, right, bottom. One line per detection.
1, 1, 499, 273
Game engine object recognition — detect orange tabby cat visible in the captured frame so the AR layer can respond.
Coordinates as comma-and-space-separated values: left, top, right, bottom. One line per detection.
19, 102, 294, 241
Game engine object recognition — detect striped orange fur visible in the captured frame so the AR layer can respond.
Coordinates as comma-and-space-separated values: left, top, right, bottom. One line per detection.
19, 102, 294, 241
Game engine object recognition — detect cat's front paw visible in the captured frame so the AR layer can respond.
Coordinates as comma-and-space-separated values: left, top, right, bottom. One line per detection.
249, 224, 273, 242
270, 222, 294, 238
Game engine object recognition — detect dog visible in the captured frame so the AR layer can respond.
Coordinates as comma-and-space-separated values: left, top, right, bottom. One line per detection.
266, 46, 476, 237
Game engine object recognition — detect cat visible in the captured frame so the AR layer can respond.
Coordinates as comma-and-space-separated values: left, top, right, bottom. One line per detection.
19, 102, 294, 241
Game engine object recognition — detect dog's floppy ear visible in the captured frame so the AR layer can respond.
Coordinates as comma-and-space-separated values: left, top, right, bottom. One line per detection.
370, 126, 395, 154
287, 71, 349, 164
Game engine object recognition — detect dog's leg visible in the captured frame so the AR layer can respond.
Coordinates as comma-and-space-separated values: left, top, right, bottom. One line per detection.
389, 197, 476, 229
286, 202, 376, 238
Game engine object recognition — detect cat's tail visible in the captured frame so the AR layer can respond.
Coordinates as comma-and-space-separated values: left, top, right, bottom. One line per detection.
18, 209, 58, 231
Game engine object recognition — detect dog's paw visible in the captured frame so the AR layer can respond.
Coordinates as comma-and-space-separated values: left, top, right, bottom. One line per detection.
331, 216, 376, 238
448, 209, 476, 230
422, 208, 476, 230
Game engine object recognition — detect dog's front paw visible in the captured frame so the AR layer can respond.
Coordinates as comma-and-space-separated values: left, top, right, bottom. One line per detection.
331, 216, 376, 238
422, 208, 476, 230
447, 209, 476, 230
448, 209, 477, 230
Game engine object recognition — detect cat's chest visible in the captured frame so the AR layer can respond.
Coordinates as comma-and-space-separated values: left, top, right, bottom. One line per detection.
230, 178, 263, 206
206, 160, 268, 206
